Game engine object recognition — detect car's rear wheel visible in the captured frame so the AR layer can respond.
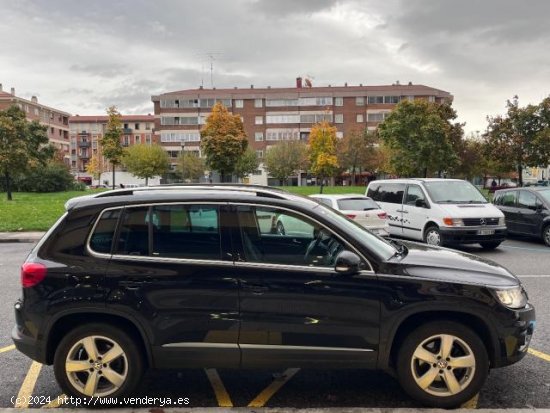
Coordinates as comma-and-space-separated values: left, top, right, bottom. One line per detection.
542, 225, 550, 247
396, 321, 488, 408
54, 323, 143, 399
424, 225, 443, 246
479, 241, 501, 250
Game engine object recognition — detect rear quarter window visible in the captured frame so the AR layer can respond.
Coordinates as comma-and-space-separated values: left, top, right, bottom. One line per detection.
89, 208, 121, 254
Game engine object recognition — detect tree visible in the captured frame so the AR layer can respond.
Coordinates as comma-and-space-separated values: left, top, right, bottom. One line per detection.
264, 141, 308, 185
337, 128, 380, 184
200, 102, 248, 181
86, 155, 102, 186
100, 106, 123, 189
121, 144, 169, 186
0, 105, 52, 200
378, 100, 459, 178
234, 147, 260, 181
178, 151, 205, 182
484, 96, 550, 186
309, 121, 339, 193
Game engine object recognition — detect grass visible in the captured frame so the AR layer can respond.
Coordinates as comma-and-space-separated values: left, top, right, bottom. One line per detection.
277, 186, 366, 196
0, 191, 101, 232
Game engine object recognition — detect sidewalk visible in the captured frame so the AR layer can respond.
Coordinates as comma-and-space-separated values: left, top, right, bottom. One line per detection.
0, 232, 45, 243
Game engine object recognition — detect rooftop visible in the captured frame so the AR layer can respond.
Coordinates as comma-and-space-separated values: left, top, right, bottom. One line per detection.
69, 114, 155, 123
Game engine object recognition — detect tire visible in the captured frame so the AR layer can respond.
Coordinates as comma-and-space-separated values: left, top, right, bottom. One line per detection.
54, 323, 144, 400
543, 225, 550, 247
396, 321, 489, 408
276, 221, 286, 235
479, 241, 501, 250
424, 225, 443, 247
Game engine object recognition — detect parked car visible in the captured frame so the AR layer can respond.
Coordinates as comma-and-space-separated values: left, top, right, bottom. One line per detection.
366, 179, 507, 249
13, 185, 535, 408
309, 194, 389, 237
493, 187, 550, 246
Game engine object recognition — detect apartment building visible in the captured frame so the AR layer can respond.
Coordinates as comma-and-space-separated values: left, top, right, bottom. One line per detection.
0, 84, 71, 165
68, 114, 156, 176
152, 79, 452, 184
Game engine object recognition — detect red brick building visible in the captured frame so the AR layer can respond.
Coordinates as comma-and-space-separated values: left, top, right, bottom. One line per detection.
152, 79, 452, 184
0, 84, 71, 165
69, 114, 156, 175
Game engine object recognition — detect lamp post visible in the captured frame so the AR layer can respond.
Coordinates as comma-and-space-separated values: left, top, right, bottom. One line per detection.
180, 140, 186, 183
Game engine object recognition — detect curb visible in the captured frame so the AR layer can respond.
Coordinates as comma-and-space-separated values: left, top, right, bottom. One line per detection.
0, 232, 44, 244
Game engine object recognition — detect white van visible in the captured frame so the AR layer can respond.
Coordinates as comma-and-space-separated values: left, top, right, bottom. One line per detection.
366, 178, 507, 249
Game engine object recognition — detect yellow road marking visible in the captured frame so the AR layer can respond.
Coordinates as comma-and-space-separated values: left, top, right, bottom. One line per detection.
461, 393, 479, 409
0, 344, 15, 354
41, 394, 66, 409
528, 347, 550, 362
15, 361, 43, 408
204, 368, 233, 407
247, 368, 300, 408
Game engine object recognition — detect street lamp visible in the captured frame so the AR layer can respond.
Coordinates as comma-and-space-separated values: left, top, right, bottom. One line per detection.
180, 140, 186, 183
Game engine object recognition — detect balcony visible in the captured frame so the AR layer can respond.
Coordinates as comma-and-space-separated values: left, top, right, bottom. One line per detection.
79, 153, 90, 159
78, 141, 91, 148
78, 131, 90, 136
123, 128, 133, 134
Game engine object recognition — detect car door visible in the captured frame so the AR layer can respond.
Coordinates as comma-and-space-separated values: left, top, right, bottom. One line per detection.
401, 184, 430, 240
516, 191, 540, 235
369, 183, 406, 236
233, 204, 380, 369
497, 190, 519, 233
103, 203, 240, 369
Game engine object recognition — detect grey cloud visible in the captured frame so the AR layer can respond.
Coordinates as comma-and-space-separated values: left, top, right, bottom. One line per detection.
250, 0, 339, 16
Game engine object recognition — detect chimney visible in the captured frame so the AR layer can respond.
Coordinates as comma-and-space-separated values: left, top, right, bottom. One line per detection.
0, 83, 2, 92
296, 77, 302, 88
408, 81, 413, 85
359, 83, 363, 87
31, 96, 38, 103
11, 87, 15, 95
199, 85, 203, 89
250, 84, 254, 89
344, 82, 348, 87
395, 80, 400, 85
267, 86, 271, 89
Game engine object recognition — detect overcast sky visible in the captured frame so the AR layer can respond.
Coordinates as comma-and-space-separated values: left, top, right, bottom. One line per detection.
1, 0, 549, 134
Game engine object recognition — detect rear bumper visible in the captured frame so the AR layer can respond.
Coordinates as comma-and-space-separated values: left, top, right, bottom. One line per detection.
440, 226, 507, 244
12, 300, 48, 364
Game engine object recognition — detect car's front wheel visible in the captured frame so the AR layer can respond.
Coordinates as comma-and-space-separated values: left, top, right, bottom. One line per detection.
396, 321, 488, 408
54, 323, 144, 399
424, 225, 443, 247
542, 225, 550, 247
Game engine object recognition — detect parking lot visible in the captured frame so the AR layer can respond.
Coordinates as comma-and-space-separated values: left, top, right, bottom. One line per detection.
1, 238, 549, 409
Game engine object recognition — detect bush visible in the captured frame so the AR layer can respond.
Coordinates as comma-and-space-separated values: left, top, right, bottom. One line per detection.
2, 162, 77, 193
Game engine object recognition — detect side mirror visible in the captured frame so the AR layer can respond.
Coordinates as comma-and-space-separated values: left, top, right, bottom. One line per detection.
415, 198, 427, 208
334, 251, 362, 276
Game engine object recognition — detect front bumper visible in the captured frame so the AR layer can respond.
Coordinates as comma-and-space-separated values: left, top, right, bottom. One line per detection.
440, 226, 507, 245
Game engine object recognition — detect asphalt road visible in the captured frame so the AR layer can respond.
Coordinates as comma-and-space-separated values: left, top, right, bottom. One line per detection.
0, 238, 549, 409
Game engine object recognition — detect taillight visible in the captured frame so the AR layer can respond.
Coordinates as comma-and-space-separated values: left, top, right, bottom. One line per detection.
346, 214, 357, 219
377, 212, 387, 219
21, 263, 47, 288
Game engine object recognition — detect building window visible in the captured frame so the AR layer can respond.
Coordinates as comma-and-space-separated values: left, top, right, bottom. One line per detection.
266, 129, 300, 141
266, 98, 299, 107
145, 123, 151, 130
336, 131, 344, 138
266, 114, 300, 124
256, 150, 264, 158
356, 114, 364, 123
254, 99, 263, 108
367, 113, 388, 122
428, 96, 435, 103
407, 96, 414, 102
334, 114, 344, 123
135, 123, 140, 130
255, 116, 263, 125
300, 113, 333, 123
146, 134, 152, 144
356, 97, 365, 106
299, 97, 333, 106
334, 97, 343, 107
135, 135, 141, 144
367, 96, 384, 104
235, 99, 244, 108
160, 132, 201, 143
255, 132, 264, 141
384, 96, 400, 104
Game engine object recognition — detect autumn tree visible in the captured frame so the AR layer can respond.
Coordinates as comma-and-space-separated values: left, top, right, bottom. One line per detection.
178, 151, 205, 182
234, 147, 260, 181
378, 100, 459, 178
309, 121, 339, 193
0, 105, 53, 200
200, 102, 248, 182
484, 96, 550, 186
264, 141, 308, 185
337, 128, 381, 184
100, 106, 124, 189
122, 144, 169, 186
86, 155, 102, 186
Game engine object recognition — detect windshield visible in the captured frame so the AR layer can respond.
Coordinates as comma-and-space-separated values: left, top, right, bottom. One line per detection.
538, 189, 550, 203
313, 203, 396, 260
337, 198, 379, 211
423, 181, 488, 204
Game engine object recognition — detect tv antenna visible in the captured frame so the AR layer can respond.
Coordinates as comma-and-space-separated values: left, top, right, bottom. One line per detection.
196, 52, 223, 88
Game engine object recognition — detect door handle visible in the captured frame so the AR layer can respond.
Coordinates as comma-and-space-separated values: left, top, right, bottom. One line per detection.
396, 209, 409, 214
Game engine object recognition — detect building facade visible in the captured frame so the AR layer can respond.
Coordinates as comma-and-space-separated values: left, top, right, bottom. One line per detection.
0, 84, 71, 165
152, 79, 452, 184
68, 114, 156, 178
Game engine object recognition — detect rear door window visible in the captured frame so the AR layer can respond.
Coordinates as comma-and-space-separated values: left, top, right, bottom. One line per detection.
518, 191, 537, 210
501, 191, 517, 207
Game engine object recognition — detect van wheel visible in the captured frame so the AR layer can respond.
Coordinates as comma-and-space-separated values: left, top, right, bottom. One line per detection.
396, 321, 488, 408
54, 324, 143, 399
424, 225, 443, 246
543, 225, 550, 247
479, 241, 501, 250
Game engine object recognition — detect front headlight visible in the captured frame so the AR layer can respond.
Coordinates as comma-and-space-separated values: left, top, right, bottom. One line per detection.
498, 216, 506, 226
495, 286, 527, 309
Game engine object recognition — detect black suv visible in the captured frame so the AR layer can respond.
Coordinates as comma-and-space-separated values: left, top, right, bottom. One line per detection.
13, 185, 535, 407
493, 187, 550, 246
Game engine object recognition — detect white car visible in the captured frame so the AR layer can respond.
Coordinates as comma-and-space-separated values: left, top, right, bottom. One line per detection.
309, 194, 390, 237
